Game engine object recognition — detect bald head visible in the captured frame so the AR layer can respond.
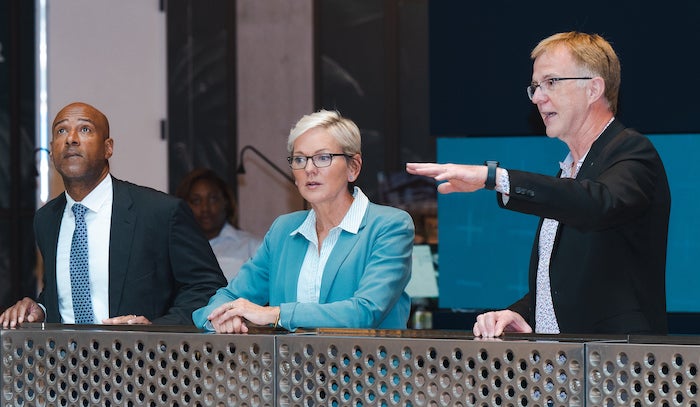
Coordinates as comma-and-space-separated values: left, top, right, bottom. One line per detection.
50, 102, 114, 200
52, 102, 110, 140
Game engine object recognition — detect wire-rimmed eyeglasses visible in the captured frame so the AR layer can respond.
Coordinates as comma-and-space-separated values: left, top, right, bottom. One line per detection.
287, 153, 349, 170
526, 77, 592, 100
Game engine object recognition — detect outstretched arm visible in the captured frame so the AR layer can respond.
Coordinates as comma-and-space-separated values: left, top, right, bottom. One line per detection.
406, 162, 496, 193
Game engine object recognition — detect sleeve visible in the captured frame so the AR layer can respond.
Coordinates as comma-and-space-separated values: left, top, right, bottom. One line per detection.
507, 293, 532, 326
500, 135, 664, 232
191, 219, 276, 329
154, 200, 227, 325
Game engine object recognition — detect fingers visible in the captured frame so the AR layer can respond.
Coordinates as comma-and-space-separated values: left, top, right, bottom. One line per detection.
102, 315, 151, 325
505, 313, 533, 333
208, 299, 245, 320
493, 317, 512, 337
473, 310, 533, 338
0, 298, 43, 328
207, 304, 229, 320
474, 311, 500, 338
208, 299, 269, 326
474, 311, 509, 338
207, 300, 257, 334
25, 304, 45, 324
406, 163, 445, 178
408, 163, 486, 193
211, 315, 247, 334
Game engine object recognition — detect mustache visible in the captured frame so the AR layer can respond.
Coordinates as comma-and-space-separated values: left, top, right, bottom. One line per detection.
62, 148, 83, 158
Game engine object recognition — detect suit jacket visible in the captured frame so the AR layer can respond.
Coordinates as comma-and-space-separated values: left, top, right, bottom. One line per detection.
35, 177, 227, 325
192, 202, 414, 331
501, 120, 670, 334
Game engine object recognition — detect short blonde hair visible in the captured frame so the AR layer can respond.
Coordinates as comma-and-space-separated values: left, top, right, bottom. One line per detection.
532, 32, 621, 114
287, 110, 362, 156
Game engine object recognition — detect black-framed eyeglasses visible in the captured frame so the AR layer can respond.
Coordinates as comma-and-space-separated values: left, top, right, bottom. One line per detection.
287, 153, 350, 170
526, 77, 593, 100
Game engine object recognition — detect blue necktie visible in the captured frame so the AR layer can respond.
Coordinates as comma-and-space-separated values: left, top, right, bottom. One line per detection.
70, 203, 95, 324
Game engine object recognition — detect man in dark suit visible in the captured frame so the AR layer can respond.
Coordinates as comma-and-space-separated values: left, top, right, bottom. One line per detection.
0, 102, 227, 327
407, 32, 670, 335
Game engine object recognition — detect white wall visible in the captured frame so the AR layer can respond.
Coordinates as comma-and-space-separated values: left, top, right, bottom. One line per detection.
47, 0, 167, 194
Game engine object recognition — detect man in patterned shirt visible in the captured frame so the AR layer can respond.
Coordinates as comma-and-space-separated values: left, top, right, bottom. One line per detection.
407, 32, 670, 336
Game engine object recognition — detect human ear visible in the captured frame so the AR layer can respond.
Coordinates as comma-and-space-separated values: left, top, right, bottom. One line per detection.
588, 77, 605, 102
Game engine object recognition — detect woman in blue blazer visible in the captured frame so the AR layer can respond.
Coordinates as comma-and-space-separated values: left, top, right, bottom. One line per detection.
192, 110, 414, 332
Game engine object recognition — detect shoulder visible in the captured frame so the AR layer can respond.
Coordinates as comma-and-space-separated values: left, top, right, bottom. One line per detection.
363, 202, 414, 232
601, 120, 654, 150
606, 125, 661, 163
40, 193, 66, 210
366, 202, 412, 222
269, 210, 309, 230
112, 178, 181, 207
36, 193, 66, 218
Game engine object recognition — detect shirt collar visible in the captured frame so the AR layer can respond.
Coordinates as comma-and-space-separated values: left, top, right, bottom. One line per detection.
560, 117, 615, 175
291, 186, 369, 240
65, 174, 113, 213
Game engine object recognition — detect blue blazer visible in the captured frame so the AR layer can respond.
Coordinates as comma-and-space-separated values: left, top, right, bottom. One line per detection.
193, 202, 414, 330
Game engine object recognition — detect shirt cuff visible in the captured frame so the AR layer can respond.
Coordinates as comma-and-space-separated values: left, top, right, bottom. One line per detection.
203, 320, 215, 332
495, 168, 509, 195
496, 169, 510, 205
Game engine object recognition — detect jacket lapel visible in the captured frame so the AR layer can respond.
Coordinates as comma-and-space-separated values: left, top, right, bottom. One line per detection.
43, 194, 67, 321
317, 213, 366, 302
577, 119, 623, 179
282, 233, 308, 302
108, 179, 136, 315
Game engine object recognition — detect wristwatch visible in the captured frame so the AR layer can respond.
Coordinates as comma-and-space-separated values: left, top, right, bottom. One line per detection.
484, 160, 499, 190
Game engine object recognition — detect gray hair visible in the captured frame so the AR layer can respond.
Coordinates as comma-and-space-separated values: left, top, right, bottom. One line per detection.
287, 110, 362, 156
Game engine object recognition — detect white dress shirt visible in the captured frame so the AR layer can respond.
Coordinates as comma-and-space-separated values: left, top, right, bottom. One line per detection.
209, 223, 262, 282
55, 175, 112, 323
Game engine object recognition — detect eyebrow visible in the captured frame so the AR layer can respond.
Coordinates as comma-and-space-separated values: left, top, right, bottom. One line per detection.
292, 148, 335, 155
52, 117, 96, 130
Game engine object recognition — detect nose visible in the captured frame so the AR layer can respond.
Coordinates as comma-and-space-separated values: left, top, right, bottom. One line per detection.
530, 86, 547, 104
202, 200, 214, 214
65, 129, 80, 145
303, 158, 317, 172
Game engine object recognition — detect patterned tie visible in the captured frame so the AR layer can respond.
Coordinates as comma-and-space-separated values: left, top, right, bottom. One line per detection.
70, 203, 95, 323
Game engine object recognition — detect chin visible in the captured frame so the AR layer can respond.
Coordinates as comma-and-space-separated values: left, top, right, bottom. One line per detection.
544, 126, 560, 139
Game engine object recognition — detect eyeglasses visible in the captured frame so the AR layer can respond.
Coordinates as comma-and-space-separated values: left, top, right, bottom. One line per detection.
526, 77, 592, 100
287, 153, 349, 170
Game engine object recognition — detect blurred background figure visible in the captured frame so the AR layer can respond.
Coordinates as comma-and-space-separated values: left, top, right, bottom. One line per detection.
176, 168, 262, 281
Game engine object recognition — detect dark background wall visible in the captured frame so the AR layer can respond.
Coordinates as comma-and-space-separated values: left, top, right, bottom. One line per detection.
167, 0, 237, 194
430, 0, 700, 137
0, 0, 37, 310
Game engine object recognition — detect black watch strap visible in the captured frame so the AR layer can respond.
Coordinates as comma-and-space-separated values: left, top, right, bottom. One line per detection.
484, 160, 499, 190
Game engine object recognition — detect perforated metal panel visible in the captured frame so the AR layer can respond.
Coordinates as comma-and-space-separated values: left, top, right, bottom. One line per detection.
586, 342, 700, 407
8, 327, 700, 406
1, 327, 275, 407
276, 335, 586, 407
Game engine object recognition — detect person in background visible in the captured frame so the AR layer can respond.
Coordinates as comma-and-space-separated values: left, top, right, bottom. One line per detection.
176, 168, 262, 281
407, 31, 670, 336
0, 102, 226, 328
192, 109, 415, 333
